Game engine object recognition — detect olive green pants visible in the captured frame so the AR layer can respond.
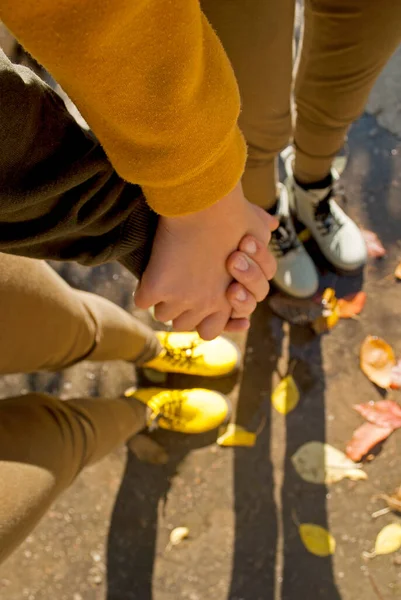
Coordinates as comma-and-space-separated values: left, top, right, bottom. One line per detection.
203, 0, 401, 208
0, 253, 161, 564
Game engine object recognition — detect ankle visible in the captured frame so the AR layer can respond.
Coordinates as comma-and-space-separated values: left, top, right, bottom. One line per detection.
294, 172, 333, 191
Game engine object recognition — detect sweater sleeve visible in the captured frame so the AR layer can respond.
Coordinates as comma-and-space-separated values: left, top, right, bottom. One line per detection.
0, 49, 157, 278
0, 0, 246, 217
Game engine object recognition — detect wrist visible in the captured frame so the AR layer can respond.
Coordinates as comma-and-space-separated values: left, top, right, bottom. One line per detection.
162, 182, 244, 232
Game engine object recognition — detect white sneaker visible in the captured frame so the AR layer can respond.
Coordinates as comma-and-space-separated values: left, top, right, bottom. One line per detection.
281, 147, 367, 273
269, 184, 319, 299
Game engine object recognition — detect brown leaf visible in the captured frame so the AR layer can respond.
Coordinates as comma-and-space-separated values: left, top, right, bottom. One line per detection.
360, 336, 396, 389
268, 295, 322, 326
346, 422, 393, 462
390, 360, 401, 390
338, 291, 367, 319
377, 486, 401, 514
395, 262, 401, 280
269, 289, 340, 334
354, 400, 401, 430
361, 229, 386, 258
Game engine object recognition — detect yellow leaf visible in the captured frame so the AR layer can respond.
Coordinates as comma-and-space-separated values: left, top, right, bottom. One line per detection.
168, 527, 189, 549
374, 524, 401, 556
299, 524, 336, 557
298, 229, 311, 243
395, 262, 401, 281
217, 424, 256, 447
312, 288, 340, 334
360, 335, 396, 389
291, 441, 367, 485
272, 375, 300, 415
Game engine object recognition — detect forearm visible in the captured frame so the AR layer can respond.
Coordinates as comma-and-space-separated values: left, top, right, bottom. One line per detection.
0, 0, 246, 216
0, 50, 156, 277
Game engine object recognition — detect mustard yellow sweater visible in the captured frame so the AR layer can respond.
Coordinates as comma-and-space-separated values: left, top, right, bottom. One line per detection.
0, 0, 246, 216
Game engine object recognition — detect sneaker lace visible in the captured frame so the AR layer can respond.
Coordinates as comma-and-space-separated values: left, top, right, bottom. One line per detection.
270, 215, 300, 256
161, 335, 202, 369
148, 390, 186, 430
313, 189, 343, 236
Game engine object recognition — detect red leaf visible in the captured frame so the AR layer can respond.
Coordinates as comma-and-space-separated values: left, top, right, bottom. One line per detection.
353, 400, 401, 430
338, 291, 367, 319
346, 422, 393, 462
391, 360, 401, 390
361, 229, 386, 258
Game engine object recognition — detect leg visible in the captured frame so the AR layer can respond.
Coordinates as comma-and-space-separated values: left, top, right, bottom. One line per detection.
0, 391, 146, 563
202, 1, 319, 299
202, 0, 295, 209
0, 253, 160, 374
294, 0, 401, 183
286, 0, 401, 274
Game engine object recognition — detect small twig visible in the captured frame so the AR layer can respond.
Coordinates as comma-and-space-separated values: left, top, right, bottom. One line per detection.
255, 414, 267, 438
291, 509, 300, 528
371, 507, 391, 519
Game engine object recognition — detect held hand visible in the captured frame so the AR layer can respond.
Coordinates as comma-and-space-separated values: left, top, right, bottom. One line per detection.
134, 183, 277, 339
224, 234, 277, 332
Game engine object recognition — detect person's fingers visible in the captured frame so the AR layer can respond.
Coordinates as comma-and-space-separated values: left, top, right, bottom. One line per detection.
253, 204, 279, 232
224, 318, 251, 333
133, 280, 153, 310
226, 282, 257, 318
226, 252, 270, 302
153, 301, 183, 324
237, 236, 277, 281
172, 309, 200, 332
133, 273, 166, 310
197, 310, 230, 341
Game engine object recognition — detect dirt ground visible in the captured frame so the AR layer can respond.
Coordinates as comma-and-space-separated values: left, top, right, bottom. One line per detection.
1, 22, 401, 600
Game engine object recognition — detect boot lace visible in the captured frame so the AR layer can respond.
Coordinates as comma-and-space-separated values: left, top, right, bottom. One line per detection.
148, 390, 186, 430
161, 335, 203, 369
270, 215, 300, 257
313, 189, 343, 236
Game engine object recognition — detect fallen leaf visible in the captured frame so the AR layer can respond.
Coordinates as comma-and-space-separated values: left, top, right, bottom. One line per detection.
299, 524, 336, 557
346, 422, 393, 462
217, 424, 256, 447
268, 295, 322, 327
365, 524, 401, 558
298, 229, 311, 243
312, 288, 340, 334
338, 291, 367, 319
128, 434, 169, 465
376, 486, 401, 515
360, 336, 396, 389
354, 400, 401, 430
395, 262, 401, 280
272, 375, 300, 415
268, 288, 339, 334
390, 360, 401, 390
291, 441, 367, 484
346, 401, 401, 461
361, 230, 386, 258
168, 527, 189, 548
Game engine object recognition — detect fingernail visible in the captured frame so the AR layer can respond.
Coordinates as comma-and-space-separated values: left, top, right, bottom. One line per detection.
234, 255, 249, 271
235, 288, 247, 302
244, 240, 257, 254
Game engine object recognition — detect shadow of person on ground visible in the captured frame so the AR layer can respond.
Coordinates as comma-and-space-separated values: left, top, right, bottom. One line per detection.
106, 428, 223, 600
228, 300, 342, 600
